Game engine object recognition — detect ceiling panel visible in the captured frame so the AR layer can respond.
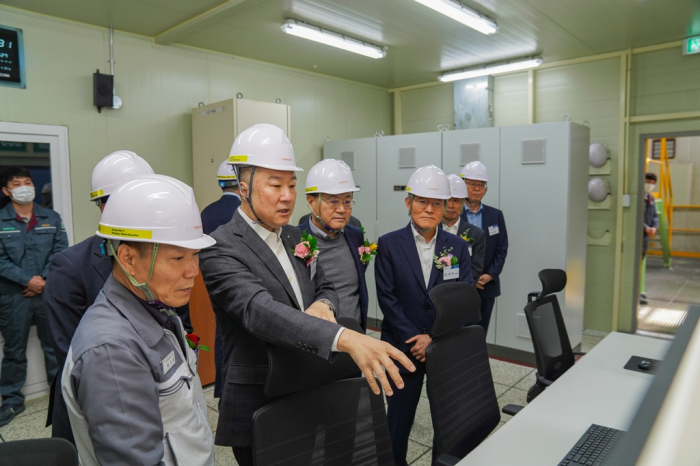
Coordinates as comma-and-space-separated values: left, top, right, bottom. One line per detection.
0, 0, 695, 88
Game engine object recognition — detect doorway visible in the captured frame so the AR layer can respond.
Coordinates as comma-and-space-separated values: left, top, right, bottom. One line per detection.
637, 132, 700, 338
0, 121, 72, 399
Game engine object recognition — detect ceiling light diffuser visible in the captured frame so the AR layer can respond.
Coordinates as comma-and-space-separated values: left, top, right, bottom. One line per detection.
439, 58, 543, 82
280, 20, 386, 59
414, 0, 498, 35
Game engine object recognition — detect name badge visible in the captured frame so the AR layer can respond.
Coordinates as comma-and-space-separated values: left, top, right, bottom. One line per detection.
488, 225, 499, 236
310, 260, 317, 280
162, 351, 176, 374
468, 246, 473, 256
443, 265, 459, 280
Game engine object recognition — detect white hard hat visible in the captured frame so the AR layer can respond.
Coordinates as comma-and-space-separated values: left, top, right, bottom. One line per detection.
447, 174, 468, 199
97, 174, 215, 250
42, 183, 52, 194
217, 160, 238, 187
460, 161, 489, 182
228, 124, 303, 172
305, 159, 360, 195
406, 165, 451, 200
90, 150, 155, 201
589, 143, 608, 169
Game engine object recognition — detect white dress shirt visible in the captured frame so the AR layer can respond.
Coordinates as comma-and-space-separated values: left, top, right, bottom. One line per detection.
442, 217, 460, 236
239, 209, 305, 310
239, 209, 344, 350
411, 223, 438, 288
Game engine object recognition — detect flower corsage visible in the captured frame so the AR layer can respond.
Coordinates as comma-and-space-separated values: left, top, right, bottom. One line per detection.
358, 227, 378, 265
186, 333, 210, 352
293, 230, 319, 266
433, 246, 459, 270
460, 228, 473, 244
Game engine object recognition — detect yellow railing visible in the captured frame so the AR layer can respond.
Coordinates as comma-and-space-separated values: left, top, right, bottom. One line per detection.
645, 138, 674, 247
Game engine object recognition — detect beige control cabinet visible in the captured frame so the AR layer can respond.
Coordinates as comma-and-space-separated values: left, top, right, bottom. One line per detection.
191, 98, 290, 210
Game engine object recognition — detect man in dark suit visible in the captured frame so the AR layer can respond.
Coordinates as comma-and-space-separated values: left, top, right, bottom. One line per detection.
43, 151, 191, 443
201, 160, 242, 235
442, 174, 486, 283
376, 165, 474, 466
460, 161, 508, 333
199, 124, 415, 466
201, 160, 242, 399
299, 159, 369, 331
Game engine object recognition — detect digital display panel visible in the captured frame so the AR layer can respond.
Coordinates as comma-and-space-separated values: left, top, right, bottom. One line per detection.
0, 26, 25, 88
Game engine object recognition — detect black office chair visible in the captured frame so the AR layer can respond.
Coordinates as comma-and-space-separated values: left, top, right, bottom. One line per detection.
524, 269, 585, 402
264, 317, 362, 397
252, 377, 394, 466
426, 282, 501, 466
0, 438, 78, 466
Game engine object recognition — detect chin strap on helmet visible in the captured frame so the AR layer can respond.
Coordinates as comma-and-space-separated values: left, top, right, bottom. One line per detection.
107, 239, 171, 313
237, 165, 273, 230
308, 194, 342, 234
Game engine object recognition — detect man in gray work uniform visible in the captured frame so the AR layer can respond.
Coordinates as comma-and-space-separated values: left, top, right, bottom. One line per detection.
62, 175, 216, 466
0, 166, 67, 427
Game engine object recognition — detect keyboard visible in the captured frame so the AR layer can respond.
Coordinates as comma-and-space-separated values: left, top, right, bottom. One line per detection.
557, 424, 624, 466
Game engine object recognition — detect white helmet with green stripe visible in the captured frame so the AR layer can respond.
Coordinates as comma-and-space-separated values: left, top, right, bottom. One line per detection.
96, 174, 215, 303
90, 150, 154, 202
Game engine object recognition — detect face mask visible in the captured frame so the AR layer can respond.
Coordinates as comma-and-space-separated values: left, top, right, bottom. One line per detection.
10, 186, 35, 205
644, 183, 655, 193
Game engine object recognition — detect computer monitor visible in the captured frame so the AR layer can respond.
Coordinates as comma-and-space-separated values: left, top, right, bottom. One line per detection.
613, 305, 700, 465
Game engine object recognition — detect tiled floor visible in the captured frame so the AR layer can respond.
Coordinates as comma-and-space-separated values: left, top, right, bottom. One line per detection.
639, 256, 700, 335
0, 330, 605, 465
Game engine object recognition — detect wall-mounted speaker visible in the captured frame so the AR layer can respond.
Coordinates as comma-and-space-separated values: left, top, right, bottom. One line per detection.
93, 70, 113, 113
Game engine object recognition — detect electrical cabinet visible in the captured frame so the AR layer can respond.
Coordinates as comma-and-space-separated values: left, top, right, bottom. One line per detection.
442, 127, 500, 344
323, 122, 588, 355
497, 123, 588, 351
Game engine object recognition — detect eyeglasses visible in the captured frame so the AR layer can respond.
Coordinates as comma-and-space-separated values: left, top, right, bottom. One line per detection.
412, 198, 446, 209
466, 181, 487, 189
321, 198, 356, 209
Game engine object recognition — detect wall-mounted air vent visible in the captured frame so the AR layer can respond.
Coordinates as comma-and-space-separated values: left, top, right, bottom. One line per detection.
522, 139, 546, 164
398, 147, 416, 168
340, 151, 355, 169
460, 143, 480, 166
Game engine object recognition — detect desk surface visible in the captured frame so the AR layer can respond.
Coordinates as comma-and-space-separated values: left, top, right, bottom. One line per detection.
457, 332, 671, 466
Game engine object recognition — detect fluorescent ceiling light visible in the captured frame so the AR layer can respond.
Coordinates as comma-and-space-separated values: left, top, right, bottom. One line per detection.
281, 20, 386, 59
439, 58, 543, 82
414, 0, 498, 35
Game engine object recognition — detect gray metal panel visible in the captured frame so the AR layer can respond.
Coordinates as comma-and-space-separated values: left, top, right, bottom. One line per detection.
376, 132, 443, 238
496, 122, 587, 352
442, 127, 500, 344
323, 137, 379, 322
441, 127, 501, 208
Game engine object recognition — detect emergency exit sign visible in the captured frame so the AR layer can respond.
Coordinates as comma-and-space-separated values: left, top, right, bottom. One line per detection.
683, 36, 700, 56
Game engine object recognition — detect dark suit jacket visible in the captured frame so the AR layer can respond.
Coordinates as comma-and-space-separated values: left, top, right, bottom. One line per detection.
44, 235, 192, 441
201, 193, 241, 235
461, 204, 508, 299
298, 213, 362, 229
375, 224, 473, 366
298, 219, 369, 331
199, 210, 341, 447
441, 219, 485, 283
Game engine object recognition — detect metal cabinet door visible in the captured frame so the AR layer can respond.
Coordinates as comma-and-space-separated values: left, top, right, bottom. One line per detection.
442, 127, 501, 343
323, 138, 379, 323
497, 122, 585, 353
442, 127, 501, 208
